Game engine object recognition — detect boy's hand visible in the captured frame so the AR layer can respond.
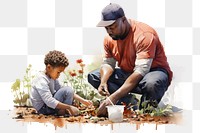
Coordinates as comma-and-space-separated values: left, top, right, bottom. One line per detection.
82, 99, 93, 107
67, 106, 79, 116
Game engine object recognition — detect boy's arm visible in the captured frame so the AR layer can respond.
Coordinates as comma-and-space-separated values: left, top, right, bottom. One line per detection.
54, 80, 61, 91
74, 93, 93, 106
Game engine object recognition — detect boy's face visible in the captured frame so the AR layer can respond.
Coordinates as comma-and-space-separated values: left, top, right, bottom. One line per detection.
46, 64, 66, 80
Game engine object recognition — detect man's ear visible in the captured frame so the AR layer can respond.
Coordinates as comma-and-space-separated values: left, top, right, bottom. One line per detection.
122, 16, 126, 22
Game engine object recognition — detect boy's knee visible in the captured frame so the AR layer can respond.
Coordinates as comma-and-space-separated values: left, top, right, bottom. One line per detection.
63, 86, 74, 96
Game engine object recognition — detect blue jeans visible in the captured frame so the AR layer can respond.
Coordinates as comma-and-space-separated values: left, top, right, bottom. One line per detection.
87, 68, 169, 109
38, 86, 74, 115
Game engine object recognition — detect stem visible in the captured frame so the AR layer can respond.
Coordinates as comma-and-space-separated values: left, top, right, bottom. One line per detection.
14, 90, 20, 103
15, 89, 22, 106
22, 80, 25, 94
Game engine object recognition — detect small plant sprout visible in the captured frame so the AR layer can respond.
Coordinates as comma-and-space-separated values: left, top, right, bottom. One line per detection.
136, 100, 173, 117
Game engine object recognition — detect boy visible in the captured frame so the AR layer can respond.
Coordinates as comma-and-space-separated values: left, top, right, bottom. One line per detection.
30, 50, 92, 116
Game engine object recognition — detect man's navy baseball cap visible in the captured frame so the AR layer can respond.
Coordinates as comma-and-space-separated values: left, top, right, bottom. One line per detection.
97, 3, 125, 27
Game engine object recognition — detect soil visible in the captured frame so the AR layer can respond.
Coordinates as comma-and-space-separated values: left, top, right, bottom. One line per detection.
11, 106, 182, 130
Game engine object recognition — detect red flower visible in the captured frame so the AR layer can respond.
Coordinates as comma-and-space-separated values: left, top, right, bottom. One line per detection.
78, 70, 84, 74
76, 59, 83, 64
69, 70, 77, 77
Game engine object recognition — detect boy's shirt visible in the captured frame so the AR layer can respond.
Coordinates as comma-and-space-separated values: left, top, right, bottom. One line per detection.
30, 71, 61, 111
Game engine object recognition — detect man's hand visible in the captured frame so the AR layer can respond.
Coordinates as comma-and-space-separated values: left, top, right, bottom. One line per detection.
98, 84, 110, 96
97, 97, 115, 116
67, 106, 79, 116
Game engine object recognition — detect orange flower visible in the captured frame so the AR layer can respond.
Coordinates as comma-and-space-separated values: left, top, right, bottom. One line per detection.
80, 63, 85, 67
76, 59, 83, 64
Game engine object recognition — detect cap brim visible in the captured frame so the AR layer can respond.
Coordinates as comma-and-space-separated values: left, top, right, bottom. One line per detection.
96, 20, 116, 27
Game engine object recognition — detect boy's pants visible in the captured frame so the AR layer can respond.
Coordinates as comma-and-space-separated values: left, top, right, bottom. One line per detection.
38, 86, 74, 115
87, 67, 169, 109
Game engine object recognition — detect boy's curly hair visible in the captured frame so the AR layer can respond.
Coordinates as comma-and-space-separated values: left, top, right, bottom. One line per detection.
44, 50, 69, 67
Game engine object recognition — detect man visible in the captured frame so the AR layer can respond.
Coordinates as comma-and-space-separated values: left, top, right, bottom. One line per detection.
88, 3, 173, 116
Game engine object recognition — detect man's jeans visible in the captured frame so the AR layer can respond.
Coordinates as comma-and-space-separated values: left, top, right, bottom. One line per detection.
38, 86, 74, 115
87, 68, 169, 109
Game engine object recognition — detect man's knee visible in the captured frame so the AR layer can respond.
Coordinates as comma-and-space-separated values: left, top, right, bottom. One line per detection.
87, 69, 101, 89
144, 81, 156, 93
87, 72, 93, 85
144, 80, 167, 101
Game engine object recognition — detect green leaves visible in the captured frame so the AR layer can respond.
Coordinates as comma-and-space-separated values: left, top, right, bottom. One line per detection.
11, 64, 34, 106
22, 94, 29, 103
151, 104, 173, 117
13, 98, 20, 104
11, 79, 21, 91
137, 100, 173, 117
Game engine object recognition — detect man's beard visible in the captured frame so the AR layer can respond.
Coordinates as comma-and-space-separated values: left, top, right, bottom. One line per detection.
109, 34, 127, 40
109, 34, 121, 40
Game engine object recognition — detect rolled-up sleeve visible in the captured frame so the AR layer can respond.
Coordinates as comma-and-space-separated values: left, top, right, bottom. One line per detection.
102, 57, 116, 70
134, 58, 153, 76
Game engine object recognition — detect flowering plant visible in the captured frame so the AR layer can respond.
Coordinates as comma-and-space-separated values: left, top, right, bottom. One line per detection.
63, 59, 105, 107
